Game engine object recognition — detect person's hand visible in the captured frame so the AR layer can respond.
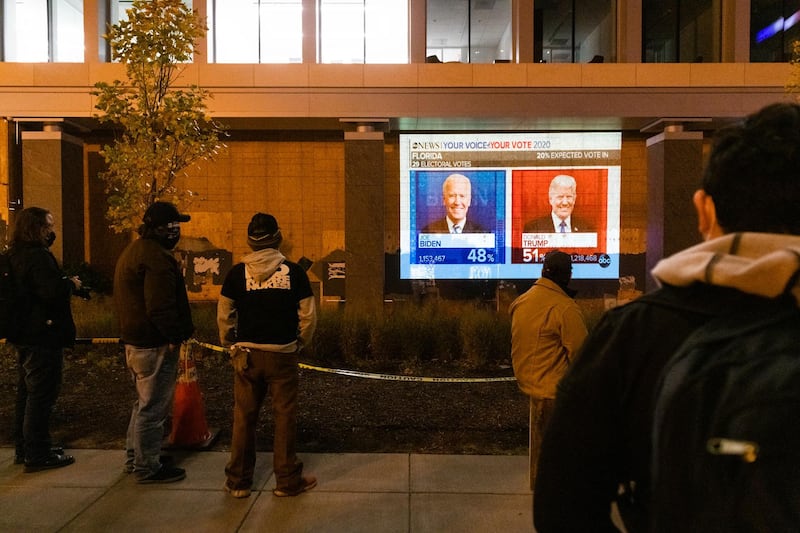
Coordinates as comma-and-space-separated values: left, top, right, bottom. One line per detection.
230, 345, 249, 373
70, 276, 82, 290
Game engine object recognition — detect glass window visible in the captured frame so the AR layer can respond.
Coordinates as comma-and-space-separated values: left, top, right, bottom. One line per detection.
209, 0, 260, 62
3, 0, 84, 62
365, 0, 407, 63
106, 0, 194, 63
53, 0, 84, 61
208, 0, 301, 63
535, 0, 616, 63
427, 0, 468, 63
261, 0, 303, 63
320, 0, 364, 63
643, 0, 720, 63
427, 0, 512, 64
111, 0, 192, 23
110, 0, 134, 23
320, 0, 408, 64
751, 0, 800, 62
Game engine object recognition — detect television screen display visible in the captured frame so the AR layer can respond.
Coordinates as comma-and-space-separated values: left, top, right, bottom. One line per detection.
399, 132, 621, 280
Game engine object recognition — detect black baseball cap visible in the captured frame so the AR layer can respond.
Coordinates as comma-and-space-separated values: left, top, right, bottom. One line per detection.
247, 212, 283, 249
542, 250, 572, 280
143, 201, 191, 228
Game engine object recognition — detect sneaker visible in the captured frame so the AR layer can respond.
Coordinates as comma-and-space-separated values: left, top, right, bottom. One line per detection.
24, 453, 75, 473
136, 465, 186, 484
273, 475, 317, 497
223, 482, 252, 499
124, 455, 174, 474
16, 446, 64, 465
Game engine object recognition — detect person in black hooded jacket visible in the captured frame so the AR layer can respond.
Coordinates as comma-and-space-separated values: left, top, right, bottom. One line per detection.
533, 103, 800, 532
8, 206, 79, 472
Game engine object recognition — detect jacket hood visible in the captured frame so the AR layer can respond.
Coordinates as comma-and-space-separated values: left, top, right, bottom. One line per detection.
651, 232, 800, 304
242, 247, 286, 283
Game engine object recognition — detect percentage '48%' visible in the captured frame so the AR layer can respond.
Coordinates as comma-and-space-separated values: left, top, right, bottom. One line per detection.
467, 249, 495, 263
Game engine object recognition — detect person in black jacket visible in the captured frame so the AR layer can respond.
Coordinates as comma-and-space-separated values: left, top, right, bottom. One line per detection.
533, 103, 800, 531
114, 201, 194, 484
9, 206, 79, 472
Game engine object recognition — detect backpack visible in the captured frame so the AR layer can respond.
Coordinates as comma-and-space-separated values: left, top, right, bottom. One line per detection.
649, 302, 800, 532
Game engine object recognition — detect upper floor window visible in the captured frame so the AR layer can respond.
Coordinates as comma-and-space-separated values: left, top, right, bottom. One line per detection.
751, 0, 800, 62
319, 0, 408, 63
103, 0, 194, 62
643, 0, 720, 62
426, 0, 511, 64
111, 0, 193, 23
208, 0, 302, 63
3, 0, 84, 62
534, 0, 616, 63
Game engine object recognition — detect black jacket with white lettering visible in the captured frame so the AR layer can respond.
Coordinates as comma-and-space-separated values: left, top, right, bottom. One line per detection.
218, 248, 315, 349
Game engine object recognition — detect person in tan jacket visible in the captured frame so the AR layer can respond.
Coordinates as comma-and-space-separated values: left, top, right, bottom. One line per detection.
509, 250, 588, 491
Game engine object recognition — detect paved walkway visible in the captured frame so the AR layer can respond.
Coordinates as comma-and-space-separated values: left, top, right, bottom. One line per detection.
0, 448, 533, 532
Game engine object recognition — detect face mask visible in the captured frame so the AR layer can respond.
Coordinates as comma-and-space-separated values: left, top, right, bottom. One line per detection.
155, 224, 181, 250
45, 231, 56, 247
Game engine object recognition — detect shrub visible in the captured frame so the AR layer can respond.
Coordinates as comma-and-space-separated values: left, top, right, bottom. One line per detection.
306, 300, 511, 370
339, 312, 371, 366
63, 262, 113, 295
190, 301, 219, 344
460, 310, 511, 368
72, 295, 118, 339
310, 310, 344, 362
65, 295, 604, 372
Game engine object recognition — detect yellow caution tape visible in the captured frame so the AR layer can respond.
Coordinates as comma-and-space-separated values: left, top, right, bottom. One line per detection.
72, 337, 517, 383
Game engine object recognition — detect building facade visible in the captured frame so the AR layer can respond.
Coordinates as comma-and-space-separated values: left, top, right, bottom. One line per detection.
0, 0, 794, 309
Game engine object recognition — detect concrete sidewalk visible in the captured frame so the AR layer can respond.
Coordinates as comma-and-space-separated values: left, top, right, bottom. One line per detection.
0, 448, 533, 532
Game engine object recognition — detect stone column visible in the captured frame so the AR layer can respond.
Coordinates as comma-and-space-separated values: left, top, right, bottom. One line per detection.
343, 121, 386, 316
645, 125, 704, 292
21, 123, 85, 265
0, 119, 19, 246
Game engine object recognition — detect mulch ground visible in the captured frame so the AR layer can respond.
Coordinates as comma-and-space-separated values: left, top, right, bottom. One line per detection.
0, 345, 529, 456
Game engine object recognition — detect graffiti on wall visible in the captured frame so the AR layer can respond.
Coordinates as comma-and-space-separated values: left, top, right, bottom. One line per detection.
176, 237, 233, 294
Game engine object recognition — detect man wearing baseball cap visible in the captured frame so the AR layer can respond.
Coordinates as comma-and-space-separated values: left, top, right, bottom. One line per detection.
218, 212, 317, 498
509, 250, 588, 491
114, 201, 194, 483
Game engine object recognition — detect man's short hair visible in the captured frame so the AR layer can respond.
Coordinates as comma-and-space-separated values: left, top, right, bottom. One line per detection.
442, 173, 471, 193
703, 103, 800, 234
549, 174, 576, 193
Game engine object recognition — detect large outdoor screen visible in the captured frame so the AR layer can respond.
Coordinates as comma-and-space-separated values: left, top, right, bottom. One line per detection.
399, 132, 621, 280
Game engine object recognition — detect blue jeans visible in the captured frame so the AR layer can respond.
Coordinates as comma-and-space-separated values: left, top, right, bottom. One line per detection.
124, 344, 178, 476
14, 344, 64, 462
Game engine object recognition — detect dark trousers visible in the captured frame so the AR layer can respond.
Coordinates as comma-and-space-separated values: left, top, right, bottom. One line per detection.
225, 350, 303, 491
14, 344, 64, 462
529, 396, 556, 491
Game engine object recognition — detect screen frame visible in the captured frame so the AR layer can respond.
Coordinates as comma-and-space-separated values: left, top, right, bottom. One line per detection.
399, 132, 622, 281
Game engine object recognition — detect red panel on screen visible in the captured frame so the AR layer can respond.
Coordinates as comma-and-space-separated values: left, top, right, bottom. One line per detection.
511, 168, 608, 263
